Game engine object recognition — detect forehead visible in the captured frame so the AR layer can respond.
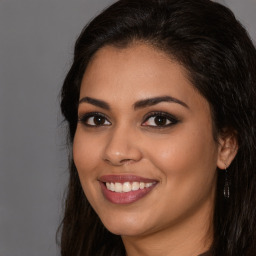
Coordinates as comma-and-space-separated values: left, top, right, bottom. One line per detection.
80, 43, 207, 110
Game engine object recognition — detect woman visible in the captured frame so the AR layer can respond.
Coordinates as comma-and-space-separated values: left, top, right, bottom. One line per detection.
59, 0, 256, 255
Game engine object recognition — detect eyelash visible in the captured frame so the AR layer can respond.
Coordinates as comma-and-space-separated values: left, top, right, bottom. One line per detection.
142, 111, 179, 128
78, 111, 179, 128
78, 112, 111, 127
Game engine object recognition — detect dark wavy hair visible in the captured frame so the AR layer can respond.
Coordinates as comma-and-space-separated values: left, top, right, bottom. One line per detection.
59, 0, 256, 255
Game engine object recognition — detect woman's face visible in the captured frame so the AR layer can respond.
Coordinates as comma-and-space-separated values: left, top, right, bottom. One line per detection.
73, 43, 221, 237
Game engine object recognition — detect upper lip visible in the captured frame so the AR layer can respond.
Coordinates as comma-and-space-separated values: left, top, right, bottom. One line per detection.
99, 175, 158, 183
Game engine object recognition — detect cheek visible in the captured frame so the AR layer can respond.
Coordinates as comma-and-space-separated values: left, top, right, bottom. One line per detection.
73, 129, 103, 206
73, 129, 98, 171
140, 129, 218, 224
144, 125, 218, 190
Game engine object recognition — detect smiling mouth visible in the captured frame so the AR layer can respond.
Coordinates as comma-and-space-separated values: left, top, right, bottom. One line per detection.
105, 181, 155, 193
99, 175, 158, 204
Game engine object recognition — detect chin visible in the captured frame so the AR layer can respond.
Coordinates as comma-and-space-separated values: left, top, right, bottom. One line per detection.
106, 225, 147, 237
99, 212, 149, 236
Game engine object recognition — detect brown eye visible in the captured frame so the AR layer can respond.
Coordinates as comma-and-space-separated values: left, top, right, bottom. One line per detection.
142, 112, 178, 128
93, 116, 106, 126
78, 113, 111, 126
154, 116, 169, 126
144, 115, 171, 126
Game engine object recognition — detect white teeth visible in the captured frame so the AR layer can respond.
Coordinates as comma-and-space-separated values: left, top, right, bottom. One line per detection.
105, 181, 154, 193
115, 182, 122, 192
123, 182, 132, 192
139, 182, 145, 189
132, 182, 140, 191
110, 183, 115, 192
145, 182, 153, 188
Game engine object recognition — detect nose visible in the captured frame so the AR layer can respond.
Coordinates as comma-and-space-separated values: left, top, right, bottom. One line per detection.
102, 125, 143, 166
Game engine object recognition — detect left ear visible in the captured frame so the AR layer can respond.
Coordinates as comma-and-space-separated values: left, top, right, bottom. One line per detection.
217, 129, 238, 169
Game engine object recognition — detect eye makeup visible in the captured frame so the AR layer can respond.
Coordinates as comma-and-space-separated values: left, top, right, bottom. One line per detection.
78, 112, 111, 127
142, 111, 179, 128
78, 110, 179, 129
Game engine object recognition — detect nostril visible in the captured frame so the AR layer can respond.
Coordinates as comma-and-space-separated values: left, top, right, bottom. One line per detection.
104, 157, 139, 166
120, 158, 134, 164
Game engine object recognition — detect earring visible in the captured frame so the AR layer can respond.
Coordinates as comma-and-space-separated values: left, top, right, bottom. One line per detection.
224, 164, 230, 199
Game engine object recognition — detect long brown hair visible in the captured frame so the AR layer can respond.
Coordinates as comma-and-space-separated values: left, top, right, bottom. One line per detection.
59, 0, 256, 255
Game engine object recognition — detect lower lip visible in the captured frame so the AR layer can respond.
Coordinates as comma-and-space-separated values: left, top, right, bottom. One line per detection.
100, 182, 157, 204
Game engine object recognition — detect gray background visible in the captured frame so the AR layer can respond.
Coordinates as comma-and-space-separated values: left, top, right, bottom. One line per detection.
0, 0, 255, 256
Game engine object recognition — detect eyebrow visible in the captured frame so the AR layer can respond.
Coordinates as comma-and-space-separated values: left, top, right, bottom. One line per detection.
78, 95, 189, 110
133, 96, 189, 110
79, 97, 110, 110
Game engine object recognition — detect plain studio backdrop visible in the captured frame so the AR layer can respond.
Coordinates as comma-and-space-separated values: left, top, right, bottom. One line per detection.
0, 0, 255, 255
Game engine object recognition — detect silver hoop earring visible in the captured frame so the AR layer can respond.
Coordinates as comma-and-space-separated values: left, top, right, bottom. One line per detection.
224, 165, 230, 199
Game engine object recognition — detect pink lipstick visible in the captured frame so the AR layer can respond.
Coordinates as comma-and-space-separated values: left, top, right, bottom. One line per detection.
99, 175, 157, 204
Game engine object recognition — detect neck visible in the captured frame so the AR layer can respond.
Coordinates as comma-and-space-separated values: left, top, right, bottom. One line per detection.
122, 198, 214, 256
